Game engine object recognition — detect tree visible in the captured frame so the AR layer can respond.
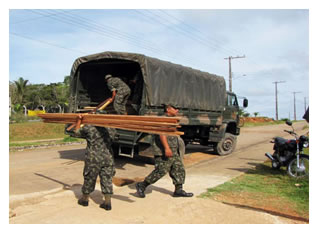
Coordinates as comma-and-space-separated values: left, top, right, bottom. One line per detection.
9, 81, 18, 104
253, 112, 259, 117
24, 84, 45, 109
11, 77, 70, 113
63, 76, 71, 85
14, 77, 29, 104
238, 108, 245, 117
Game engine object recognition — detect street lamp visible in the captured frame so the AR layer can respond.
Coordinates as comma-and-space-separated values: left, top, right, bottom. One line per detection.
233, 73, 246, 81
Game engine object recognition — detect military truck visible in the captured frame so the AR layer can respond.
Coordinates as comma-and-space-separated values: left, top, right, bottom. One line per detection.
66, 51, 248, 157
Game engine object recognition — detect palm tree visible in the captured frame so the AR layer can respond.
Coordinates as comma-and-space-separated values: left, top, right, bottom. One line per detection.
14, 77, 29, 104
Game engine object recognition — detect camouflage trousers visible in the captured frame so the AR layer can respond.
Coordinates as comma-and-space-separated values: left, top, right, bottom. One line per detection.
144, 154, 186, 186
114, 90, 131, 114
82, 155, 115, 195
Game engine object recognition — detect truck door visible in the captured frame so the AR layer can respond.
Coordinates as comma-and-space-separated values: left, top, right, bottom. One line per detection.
225, 93, 239, 122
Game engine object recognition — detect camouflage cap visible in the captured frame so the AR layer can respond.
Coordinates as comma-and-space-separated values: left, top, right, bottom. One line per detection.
163, 103, 177, 111
105, 74, 112, 80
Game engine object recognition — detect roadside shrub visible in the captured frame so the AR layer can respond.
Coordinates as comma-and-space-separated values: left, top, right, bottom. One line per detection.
62, 136, 82, 142
10, 113, 41, 123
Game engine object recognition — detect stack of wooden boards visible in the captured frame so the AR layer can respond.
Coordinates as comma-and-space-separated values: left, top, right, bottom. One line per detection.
37, 113, 183, 136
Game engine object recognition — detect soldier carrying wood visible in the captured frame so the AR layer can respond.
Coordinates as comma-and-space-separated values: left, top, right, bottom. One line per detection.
73, 124, 115, 211
135, 104, 193, 198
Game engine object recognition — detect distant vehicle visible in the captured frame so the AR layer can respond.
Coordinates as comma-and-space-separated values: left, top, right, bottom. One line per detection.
66, 51, 248, 158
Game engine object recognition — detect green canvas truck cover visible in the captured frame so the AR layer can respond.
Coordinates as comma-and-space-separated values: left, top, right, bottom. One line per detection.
71, 51, 226, 111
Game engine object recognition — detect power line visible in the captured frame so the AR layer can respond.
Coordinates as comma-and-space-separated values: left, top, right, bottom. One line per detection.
140, 10, 284, 81
157, 10, 242, 56
136, 9, 238, 56
27, 9, 199, 67
10, 10, 77, 24
10, 32, 88, 55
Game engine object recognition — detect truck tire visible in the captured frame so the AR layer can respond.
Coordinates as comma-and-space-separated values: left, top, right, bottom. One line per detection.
214, 133, 237, 156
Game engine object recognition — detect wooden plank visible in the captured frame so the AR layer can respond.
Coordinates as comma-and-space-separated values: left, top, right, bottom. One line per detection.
91, 123, 184, 136
96, 114, 178, 123
38, 113, 180, 123
38, 113, 184, 136
82, 118, 180, 127
84, 114, 180, 123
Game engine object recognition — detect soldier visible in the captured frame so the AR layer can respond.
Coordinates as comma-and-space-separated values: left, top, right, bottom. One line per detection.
135, 105, 193, 198
129, 70, 143, 113
105, 74, 131, 115
73, 124, 115, 211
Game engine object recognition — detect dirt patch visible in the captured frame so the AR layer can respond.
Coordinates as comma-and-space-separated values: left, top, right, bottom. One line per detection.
211, 191, 309, 223
244, 117, 274, 123
183, 153, 217, 167
109, 153, 216, 187
112, 177, 145, 186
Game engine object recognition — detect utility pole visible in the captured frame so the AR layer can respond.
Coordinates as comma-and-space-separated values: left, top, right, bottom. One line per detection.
293, 91, 302, 121
304, 97, 307, 112
224, 55, 245, 92
273, 81, 286, 121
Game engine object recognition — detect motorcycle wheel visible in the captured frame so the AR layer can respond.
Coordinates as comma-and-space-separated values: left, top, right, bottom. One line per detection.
287, 155, 309, 178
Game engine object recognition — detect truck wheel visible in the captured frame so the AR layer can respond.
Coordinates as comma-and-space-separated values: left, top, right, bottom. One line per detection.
214, 133, 237, 156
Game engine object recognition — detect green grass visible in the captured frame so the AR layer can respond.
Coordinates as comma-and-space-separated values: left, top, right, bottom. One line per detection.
10, 122, 68, 142
200, 161, 309, 219
244, 120, 285, 127
9, 122, 84, 148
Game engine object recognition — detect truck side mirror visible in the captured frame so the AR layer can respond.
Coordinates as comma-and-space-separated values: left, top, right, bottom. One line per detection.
243, 98, 248, 108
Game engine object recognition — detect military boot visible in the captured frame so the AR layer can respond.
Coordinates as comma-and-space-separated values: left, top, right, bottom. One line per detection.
78, 194, 89, 206
100, 194, 112, 211
135, 181, 149, 198
173, 184, 194, 197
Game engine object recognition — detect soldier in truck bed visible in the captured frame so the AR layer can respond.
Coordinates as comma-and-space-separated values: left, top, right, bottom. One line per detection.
135, 104, 194, 198
105, 74, 131, 115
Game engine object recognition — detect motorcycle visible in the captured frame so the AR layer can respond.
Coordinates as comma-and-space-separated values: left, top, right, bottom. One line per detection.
265, 120, 309, 178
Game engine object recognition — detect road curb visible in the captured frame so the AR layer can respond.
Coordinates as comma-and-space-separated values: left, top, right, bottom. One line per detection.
9, 141, 85, 152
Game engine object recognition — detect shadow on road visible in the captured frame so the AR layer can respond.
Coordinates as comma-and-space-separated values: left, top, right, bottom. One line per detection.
58, 149, 152, 170
127, 183, 173, 198
225, 162, 287, 174
34, 173, 135, 205
222, 201, 309, 223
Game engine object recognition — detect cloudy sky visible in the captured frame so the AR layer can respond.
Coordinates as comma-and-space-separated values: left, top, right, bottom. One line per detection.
7, 4, 311, 120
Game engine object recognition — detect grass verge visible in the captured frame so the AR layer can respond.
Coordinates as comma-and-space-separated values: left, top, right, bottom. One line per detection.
10, 122, 67, 142
9, 136, 84, 148
9, 122, 85, 149
200, 161, 309, 223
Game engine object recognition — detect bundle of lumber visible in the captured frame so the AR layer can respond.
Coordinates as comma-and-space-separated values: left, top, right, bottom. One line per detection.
37, 113, 184, 136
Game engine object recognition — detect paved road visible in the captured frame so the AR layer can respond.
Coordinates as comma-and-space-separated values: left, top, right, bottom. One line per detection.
9, 121, 308, 223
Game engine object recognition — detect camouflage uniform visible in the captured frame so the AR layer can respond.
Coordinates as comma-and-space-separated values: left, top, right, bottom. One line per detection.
144, 135, 186, 186
107, 76, 131, 114
76, 125, 115, 195
131, 72, 143, 112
